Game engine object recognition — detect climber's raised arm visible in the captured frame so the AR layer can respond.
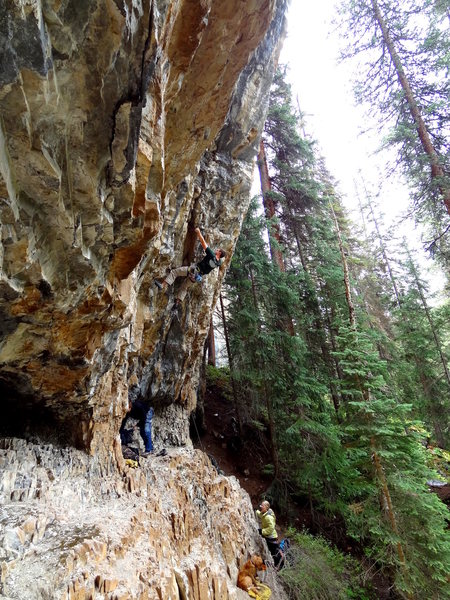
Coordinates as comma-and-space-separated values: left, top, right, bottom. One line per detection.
195, 227, 208, 250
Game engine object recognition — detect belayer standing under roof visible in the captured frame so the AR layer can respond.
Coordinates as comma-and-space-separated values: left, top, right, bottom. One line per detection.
120, 400, 154, 457
155, 227, 226, 307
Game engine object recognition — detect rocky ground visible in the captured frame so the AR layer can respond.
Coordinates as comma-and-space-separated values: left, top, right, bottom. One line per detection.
0, 436, 287, 600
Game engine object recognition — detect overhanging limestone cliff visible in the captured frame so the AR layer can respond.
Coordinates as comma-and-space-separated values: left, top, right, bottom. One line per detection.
0, 0, 287, 455
0, 2, 290, 597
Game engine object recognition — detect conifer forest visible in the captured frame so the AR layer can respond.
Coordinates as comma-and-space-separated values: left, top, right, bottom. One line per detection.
212, 1, 450, 597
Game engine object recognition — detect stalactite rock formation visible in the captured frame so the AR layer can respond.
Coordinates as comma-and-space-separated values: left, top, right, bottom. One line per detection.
0, 0, 288, 597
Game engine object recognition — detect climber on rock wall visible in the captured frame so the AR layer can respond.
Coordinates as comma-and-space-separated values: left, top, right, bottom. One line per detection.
154, 227, 227, 309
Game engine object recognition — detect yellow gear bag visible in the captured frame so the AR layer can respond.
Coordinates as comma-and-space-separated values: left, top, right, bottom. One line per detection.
125, 459, 139, 468
248, 583, 271, 600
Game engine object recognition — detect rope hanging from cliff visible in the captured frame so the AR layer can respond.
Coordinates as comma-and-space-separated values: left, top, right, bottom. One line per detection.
192, 411, 206, 453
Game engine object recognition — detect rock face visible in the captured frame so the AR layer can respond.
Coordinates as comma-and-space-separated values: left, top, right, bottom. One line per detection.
0, 438, 287, 599
0, 0, 286, 456
0, 0, 288, 597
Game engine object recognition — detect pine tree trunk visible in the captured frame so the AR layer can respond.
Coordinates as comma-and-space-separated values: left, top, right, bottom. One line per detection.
366, 192, 402, 309
207, 318, 216, 366
332, 196, 411, 589
285, 196, 309, 272
330, 201, 356, 327
249, 268, 281, 480
219, 293, 243, 436
371, 439, 410, 579
325, 302, 346, 385
257, 138, 286, 270
371, 0, 450, 216
418, 369, 446, 447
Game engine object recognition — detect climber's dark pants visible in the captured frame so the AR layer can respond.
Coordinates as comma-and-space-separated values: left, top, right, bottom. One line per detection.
265, 537, 282, 568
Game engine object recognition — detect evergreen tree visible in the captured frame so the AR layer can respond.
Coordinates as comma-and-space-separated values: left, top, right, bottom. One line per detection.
329, 193, 450, 597
337, 0, 450, 268
393, 247, 450, 447
222, 66, 450, 598
333, 319, 450, 597
224, 197, 348, 512
349, 179, 450, 450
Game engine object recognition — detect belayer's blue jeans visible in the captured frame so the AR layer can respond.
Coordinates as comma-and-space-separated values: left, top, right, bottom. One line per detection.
143, 407, 154, 452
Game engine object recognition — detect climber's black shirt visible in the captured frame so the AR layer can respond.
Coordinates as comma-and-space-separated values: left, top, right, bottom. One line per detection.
196, 247, 222, 275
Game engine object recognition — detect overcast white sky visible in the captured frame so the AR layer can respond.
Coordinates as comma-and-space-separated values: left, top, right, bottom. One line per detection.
277, 1, 445, 296
281, 2, 401, 214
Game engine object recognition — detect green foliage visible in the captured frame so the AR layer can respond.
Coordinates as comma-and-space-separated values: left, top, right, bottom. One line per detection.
205, 365, 234, 404
426, 445, 450, 479
336, 0, 450, 268
333, 322, 450, 598
279, 529, 374, 600
223, 66, 450, 599
205, 364, 230, 388
261, 463, 275, 477
391, 249, 450, 447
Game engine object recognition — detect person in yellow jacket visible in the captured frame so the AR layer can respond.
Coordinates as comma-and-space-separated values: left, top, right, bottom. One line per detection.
256, 501, 282, 568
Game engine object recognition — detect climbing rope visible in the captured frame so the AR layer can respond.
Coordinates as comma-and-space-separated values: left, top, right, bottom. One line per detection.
191, 410, 206, 453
